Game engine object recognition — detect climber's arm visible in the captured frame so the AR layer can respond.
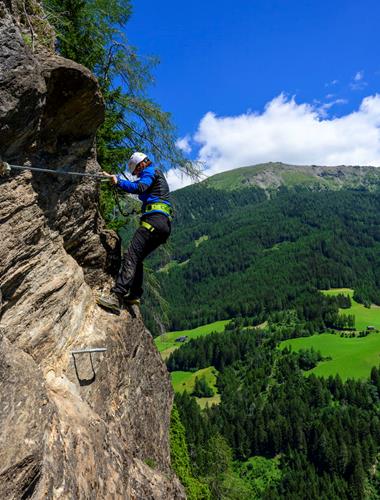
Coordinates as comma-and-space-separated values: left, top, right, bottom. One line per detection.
116, 166, 155, 194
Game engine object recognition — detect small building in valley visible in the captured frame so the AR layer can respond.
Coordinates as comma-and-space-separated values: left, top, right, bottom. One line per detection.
175, 336, 188, 343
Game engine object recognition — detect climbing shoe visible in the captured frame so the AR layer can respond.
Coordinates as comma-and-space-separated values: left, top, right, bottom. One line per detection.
96, 292, 122, 313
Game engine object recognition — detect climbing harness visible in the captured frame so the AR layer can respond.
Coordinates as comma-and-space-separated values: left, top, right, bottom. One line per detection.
143, 202, 173, 219
0, 159, 109, 181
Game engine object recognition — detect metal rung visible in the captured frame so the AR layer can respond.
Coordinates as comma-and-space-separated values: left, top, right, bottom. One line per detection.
71, 348, 107, 355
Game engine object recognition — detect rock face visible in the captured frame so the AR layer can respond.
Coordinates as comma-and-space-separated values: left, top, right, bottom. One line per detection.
0, 2, 185, 498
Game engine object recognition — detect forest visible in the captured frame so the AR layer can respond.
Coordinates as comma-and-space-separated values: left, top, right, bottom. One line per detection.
144, 186, 380, 332
170, 322, 380, 499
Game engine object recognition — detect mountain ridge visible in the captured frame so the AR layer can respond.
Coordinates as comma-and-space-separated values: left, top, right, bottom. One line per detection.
183, 162, 380, 192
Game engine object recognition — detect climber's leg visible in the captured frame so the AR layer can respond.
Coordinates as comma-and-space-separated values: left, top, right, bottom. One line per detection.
128, 261, 143, 301
112, 227, 157, 296
97, 216, 170, 313
97, 228, 148, 312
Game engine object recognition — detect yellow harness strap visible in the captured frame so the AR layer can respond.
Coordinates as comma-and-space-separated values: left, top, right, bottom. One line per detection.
140, 220, 155, 232
144, 202, 173, 218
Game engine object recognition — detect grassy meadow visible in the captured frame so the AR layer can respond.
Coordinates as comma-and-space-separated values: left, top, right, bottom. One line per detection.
155, 321, 229, 408
321, 288, 380, 331
159, 287, 380, 398
280, 288, 380, 380
280, 333, 380, 380
154, 319, 230, 358
171, 366, 221, 409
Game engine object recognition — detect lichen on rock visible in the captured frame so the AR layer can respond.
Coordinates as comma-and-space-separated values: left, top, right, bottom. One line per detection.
0, 2, 185, 498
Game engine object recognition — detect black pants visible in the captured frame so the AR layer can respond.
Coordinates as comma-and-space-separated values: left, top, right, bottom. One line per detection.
112, 214, 171, 298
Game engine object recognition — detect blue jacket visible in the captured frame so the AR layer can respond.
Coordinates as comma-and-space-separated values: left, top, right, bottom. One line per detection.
116, 165, 171, 217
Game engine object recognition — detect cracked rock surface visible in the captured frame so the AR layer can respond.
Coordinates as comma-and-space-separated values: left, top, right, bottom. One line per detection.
0, 2, 184, 498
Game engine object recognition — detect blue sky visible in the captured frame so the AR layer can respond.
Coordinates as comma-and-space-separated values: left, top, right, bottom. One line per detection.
126, 0, 380, 188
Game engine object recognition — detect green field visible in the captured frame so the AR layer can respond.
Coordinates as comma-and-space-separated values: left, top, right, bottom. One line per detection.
279, 289, 380, 380
321, 288, 380, 331
280, 333, 380, 380
171, 366, 221, 409
155, 321, 228, 408
155, 319, 230, 358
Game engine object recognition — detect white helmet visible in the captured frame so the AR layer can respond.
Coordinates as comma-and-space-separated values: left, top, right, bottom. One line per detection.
128, 152, 147, 173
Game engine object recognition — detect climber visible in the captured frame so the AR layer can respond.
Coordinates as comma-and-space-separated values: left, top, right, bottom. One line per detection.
96, 152, 172, 313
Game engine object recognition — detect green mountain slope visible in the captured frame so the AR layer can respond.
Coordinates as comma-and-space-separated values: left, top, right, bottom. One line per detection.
202, 162, 380, 192
147, 164, 380, 331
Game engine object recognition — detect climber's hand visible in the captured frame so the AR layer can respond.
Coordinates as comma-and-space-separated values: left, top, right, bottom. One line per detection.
102, 171, 118, 185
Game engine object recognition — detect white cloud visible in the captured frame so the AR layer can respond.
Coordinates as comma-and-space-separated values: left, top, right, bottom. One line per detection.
166, 168, 194, 191
318, 98, 348, 117
350, 70, 367, 90
354, 70, 364, 81
176, 135, 192, 154
192, 93, 380, 178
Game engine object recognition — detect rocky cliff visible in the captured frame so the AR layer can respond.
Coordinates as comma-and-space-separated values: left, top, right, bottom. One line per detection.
0, 1, 184, 498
